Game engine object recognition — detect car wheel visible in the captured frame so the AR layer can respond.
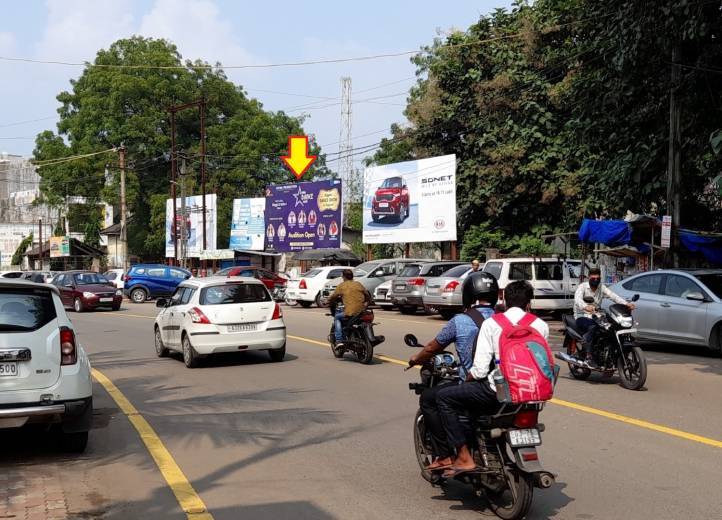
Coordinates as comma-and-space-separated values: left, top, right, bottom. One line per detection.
298, 300, 312, 308
372, 215, 380, 223
130, 288, 147, 304
112, 303, 121, 311
269, 344, 286, 362
182, 334, 200, 368
155, 327, 169, 358
73, 298, 84, 313
59, 431, 88, 453
399, 305, 416, 315
315, 292, 325, 307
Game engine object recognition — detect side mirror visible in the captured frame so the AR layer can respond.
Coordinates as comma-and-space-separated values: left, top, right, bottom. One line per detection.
686, 291, 706, 302
631, 294, 640, 302
583, 296, 595, 304
404, 334, 420, 347
156, 298, 168, 308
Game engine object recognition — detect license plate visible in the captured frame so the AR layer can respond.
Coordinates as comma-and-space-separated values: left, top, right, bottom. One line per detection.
100, 297, 113, 303
508, 428, 541, 447
379, 202, 389, 208
228, 323, 257, 333
0, 362, 18, 377
395, 285, 405, 290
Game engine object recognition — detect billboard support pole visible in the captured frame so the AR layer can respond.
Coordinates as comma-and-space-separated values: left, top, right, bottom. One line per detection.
366, 244, 373, 261
404, 243, 410, 258
450, 241, 458, 261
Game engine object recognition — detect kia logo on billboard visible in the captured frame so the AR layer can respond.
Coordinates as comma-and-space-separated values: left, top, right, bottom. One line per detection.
434, 218, 446, 230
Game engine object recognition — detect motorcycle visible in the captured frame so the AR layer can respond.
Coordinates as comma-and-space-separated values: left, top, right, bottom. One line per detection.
271, 283, 286, 302
406, 334, 555, 520
556, 294, 647, 390
327, 304, 385, 364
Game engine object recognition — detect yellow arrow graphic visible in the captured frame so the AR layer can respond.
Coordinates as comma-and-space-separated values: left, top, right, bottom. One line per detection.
281, 135, 317, 180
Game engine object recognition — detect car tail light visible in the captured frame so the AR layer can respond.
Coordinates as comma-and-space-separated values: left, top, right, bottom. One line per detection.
408, 278, 426, 286
59, 326, 77, 365
272, 303, 283, 320
443, 280, 460, 292
123, 274, 131, 282
361, 310, 375, 323
513, 410, 539, 428
299, 279, 307, 289
188, 307, 211, 324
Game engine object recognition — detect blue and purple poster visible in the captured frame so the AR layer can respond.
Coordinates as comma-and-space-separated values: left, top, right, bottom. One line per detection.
265, 179, 343, 252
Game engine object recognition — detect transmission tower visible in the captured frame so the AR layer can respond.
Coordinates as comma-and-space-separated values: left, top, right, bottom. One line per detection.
339, 77, 353, 203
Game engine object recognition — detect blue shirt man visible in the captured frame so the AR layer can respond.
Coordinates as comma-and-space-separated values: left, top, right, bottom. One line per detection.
434, 307, 494, 381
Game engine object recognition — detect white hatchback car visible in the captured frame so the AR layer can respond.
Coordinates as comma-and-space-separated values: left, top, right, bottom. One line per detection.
0, 280, 93, 452
154, 277, 287, 368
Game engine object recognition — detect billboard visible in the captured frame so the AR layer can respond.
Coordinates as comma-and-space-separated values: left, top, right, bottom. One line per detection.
49, 236, 70, 258
265, 179, 342, 252
229, 198, 265, 250
165, 194, 217, 258
363, 154, 457, 244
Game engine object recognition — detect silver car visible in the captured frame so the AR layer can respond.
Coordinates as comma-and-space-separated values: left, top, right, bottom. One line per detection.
373, 280, 394, 310
321, 259, 430, 301
423, 265, 474, 319
390, 261, 465, 315
607, 269, 722, 351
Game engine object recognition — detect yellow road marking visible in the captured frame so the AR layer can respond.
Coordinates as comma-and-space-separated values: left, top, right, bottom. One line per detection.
96, 311, 154, 319
91, 368, 214, 519
287, 333, 722, 450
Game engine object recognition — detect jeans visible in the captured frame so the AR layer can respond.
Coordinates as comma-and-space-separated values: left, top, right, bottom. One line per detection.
437, 380, 499, 449
575, 317, 597, 354
334, 310, 346, 342
420, 383, 454, 459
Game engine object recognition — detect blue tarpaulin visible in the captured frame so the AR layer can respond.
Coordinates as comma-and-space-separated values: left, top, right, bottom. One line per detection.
578, 219, 632, 246
678, 230, 722, 266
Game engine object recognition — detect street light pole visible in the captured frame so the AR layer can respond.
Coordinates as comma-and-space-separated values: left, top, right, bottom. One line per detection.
119, 145, 127, 271
170, 109, 178, 265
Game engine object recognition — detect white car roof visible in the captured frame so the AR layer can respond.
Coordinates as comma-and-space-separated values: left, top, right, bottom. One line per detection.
179, 276, 264, 289
0, 278, 60, 295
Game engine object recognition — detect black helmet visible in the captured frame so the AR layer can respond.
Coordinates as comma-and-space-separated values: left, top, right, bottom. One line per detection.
462, 271, 499, 308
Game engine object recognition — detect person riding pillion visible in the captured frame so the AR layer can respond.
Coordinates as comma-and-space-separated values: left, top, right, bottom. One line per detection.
327, 269, 372, 348
573, 267, 635, 369
407, 271, 499, 471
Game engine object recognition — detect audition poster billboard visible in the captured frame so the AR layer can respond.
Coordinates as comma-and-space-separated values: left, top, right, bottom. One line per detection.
265, 179, 342, 252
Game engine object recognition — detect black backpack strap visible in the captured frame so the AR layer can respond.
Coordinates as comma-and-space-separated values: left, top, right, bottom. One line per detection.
465, 308, 488, 365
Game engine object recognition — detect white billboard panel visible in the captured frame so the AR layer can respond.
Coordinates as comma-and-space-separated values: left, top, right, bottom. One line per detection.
165, 194, 217, 258
362, 154, 457, 244
230, 198, 265, 251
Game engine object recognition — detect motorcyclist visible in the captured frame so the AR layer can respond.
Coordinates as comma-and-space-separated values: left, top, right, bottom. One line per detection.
327, 269, 371, 348
574, 267, 635, 368
408, 271, 498, 472
436, 280, 548, 477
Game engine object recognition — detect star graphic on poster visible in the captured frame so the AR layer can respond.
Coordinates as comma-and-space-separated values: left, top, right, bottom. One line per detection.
292, 187, 305, 207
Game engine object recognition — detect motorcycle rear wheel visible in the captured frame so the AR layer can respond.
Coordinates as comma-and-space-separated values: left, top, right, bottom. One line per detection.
351, 330, 374, 364
564, 335, 591, 380
617, 346, 647, 390
413, 410, 440, 484
487, 465, 534, 520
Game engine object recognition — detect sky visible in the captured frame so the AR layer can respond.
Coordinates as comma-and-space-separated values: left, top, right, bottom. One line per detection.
0, 0, 512, 173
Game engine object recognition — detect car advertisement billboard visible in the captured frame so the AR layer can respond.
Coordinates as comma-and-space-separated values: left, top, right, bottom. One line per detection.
229, 197, 265, 250
265, 179, 342, 252
165, 194, 217, 258
362, 154, 457, 244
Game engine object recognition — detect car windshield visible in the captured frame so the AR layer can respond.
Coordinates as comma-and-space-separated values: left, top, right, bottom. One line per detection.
381, 177, 402, 188
695, 274, 722, 298
400, 264, 422, 277
354, 261, 380, 274
215, 267, 232, 276
302, 268, 322, 278
200, 283, 271, 305
74, 273, 109, 285
0, 288, 57, 332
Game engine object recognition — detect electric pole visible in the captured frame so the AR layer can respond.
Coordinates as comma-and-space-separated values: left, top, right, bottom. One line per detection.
119, 145, 127, 271
38, 218, 43, 270
180, 158, 187, 268
170, 109, 178, 265
666, 45, 681, 267
200, 98, 207, 257
339, 77, 353, 205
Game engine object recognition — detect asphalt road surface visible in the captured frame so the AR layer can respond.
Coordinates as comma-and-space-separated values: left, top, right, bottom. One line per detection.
2, 303, 722, 519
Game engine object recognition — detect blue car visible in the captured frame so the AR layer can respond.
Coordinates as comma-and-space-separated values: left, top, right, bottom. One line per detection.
124, 264, 192, 303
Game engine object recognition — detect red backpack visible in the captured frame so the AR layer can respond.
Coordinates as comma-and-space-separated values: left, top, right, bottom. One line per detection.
492, 313, 555, 404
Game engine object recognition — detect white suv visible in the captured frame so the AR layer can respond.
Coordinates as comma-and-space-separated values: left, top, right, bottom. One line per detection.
0, 280, 93, 452
154, 277, 287, 368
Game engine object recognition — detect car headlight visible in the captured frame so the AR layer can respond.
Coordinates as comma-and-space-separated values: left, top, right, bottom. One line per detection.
115, 289, 122, 296
82, 292, 95, 298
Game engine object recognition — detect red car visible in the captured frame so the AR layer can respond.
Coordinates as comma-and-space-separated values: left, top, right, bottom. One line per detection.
52, 271, 123, 312
371, 176, 409, 223
215, 266, 287, 291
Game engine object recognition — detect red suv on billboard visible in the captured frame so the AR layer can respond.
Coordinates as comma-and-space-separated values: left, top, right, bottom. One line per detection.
371, 176, 409, 223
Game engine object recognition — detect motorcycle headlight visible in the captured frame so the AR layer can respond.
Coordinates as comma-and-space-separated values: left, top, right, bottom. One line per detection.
615, 315, 634, 328
82, 291, 95, 298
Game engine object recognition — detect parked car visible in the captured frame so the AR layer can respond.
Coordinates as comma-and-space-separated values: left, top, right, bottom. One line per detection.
371, 176, 410, 223
322, 259, 430, 302
373, 279, 395, 310
153, 277, 286, 367
422, 264, 475, 319
0, 279, 93, 452
482, 257, 583, 313
0, 271, 24, 279
20, 271, 53, 283
285, 265, 348, 307
124, 264, 191, 303
389, 261, 465, 314
215, 266, 287, 291
104, 268, 126, 290
52, 271, 123, 312
606, 269, 722, 351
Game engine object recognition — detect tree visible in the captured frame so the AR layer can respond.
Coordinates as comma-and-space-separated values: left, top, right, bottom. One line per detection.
11, 234, 33, 266
35, 37, 330, 258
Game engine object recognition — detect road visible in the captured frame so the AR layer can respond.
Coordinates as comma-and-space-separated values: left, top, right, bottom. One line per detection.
2, 303, 722, 519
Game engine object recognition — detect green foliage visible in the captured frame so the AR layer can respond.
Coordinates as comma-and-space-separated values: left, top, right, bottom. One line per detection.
11, 234, 33, 266
509, 235, 553, 256
35, 37, 329, 258
82, 207, 102, 249
460, 223, 509, 261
